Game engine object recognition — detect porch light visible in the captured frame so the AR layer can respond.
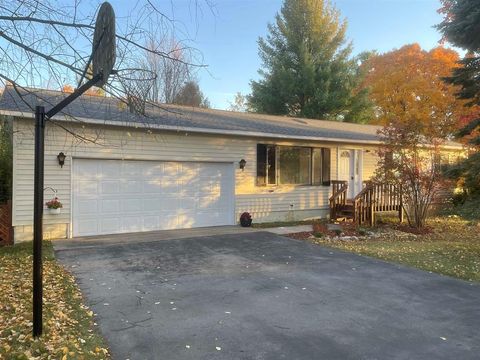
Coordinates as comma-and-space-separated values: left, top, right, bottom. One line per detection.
239, 159, 246, 171
57, 152, 66, 168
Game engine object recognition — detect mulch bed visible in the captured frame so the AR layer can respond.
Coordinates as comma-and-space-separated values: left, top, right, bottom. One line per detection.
286, 232, 312, 240
286, 220, 433, 241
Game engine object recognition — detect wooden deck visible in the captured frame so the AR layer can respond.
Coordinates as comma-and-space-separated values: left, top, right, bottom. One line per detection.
329, 181, 403, 226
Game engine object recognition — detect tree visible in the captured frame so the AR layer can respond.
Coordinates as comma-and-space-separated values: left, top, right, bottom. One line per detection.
437, 0, 480, 197
142, 38, 192, 104
360, 44, 474, 137
228, 92, 249, 112
375, 119, 444, 229
437, 0, 480, 143
0, 0, 208, 133
366, 45, 462, 228
0, 117, 11, 203
173, 81, 210, 108
248, 0, 372, 122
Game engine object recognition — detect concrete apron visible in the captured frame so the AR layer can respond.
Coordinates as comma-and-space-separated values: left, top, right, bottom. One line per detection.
53, 225, 260, 251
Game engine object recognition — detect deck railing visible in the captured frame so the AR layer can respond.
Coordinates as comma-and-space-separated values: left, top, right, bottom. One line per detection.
330, 181, 403, 226
354, 181, 403, 226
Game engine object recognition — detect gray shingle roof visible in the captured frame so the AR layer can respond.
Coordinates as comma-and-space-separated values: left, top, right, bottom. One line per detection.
0, 85, 394, 144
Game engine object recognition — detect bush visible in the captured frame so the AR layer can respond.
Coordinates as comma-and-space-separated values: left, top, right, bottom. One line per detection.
0, 118, 12, 203
443, 196, 480, 220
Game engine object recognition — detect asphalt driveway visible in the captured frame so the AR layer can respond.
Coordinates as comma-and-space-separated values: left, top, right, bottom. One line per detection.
55, 231, 480, 360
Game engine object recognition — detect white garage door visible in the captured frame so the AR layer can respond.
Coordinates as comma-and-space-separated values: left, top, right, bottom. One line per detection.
72, 159, 235, 237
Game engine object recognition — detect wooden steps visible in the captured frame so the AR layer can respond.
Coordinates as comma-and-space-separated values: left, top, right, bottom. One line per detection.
335, 202, 354, 221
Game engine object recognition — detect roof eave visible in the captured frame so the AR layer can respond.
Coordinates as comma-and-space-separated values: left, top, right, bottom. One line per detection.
0, 109, 464, 149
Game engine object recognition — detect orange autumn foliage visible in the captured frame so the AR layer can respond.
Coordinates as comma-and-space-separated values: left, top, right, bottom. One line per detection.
61, 84, 105, 97
62, 84, 74, 93
360, 44, 478, 138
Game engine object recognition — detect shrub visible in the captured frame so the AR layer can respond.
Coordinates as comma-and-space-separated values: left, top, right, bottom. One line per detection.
358, 228, 367, 236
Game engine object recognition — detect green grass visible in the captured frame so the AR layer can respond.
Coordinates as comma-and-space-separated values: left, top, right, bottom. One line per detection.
311, 217, 480, 282
0, 241, 110, 358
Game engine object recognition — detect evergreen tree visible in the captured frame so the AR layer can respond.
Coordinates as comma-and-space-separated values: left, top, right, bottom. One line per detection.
248, 0, 372, 122
0, 117, 12, 202
437, 0, 480, 144
437, 0, 480, 197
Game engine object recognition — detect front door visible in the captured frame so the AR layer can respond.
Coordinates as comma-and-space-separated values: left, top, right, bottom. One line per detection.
338, 149, 362, 198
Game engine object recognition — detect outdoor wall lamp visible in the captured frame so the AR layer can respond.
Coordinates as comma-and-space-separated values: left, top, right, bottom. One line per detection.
57, 152, 66, 168
239, 159, 247, 171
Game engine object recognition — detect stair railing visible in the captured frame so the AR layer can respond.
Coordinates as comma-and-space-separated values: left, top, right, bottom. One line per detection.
354, 182, 374, 226
329, 181, 348, 220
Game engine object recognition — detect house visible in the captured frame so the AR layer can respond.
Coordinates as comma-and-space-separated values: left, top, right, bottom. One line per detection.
0, 86, 464, 242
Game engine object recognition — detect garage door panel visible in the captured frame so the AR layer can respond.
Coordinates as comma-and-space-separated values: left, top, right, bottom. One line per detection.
77, 161, 99, 176
121, 180, 143, 193
101, 162, 121, 176
101, 180, 121, 194
122, 216, 144, 232
122, 199, 143, 213
77, 199, 98, 215
73, 159, 234, 237
75, 218, 98, 236
100, 199, 120, 213
143, 216, 160, 230
76, 180, 98, 195
143, 180, 164, 194
143, 198, 163, 211
100, 217, 121, 234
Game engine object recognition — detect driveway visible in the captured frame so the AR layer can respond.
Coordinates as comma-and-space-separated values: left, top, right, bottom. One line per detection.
55, 231, 480, 360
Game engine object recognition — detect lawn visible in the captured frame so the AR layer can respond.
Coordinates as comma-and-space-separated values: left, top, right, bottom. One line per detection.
0, 241, 109, 359
311, 217, 480, 282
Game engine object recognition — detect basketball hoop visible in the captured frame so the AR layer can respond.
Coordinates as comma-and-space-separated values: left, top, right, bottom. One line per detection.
32, 2, 117, 338
92, 2, 116, 87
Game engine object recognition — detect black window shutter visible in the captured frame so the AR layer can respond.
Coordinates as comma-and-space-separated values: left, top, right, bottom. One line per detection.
321, 148, 331, 186
257, 144, 267, 186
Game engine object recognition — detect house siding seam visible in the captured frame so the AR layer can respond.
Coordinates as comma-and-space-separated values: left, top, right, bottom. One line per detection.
12, 118, 380, 241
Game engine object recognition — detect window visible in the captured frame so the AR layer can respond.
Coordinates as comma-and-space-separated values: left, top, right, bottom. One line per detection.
256, 144, 276, 185
279, 147, 311, 184
267, 145, 276, 185
256, 144, 267, 186
257, 144, 330, 186
312, 148, 322, 185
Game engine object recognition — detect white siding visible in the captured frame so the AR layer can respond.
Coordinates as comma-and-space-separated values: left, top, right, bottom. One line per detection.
12, 118, 381, 240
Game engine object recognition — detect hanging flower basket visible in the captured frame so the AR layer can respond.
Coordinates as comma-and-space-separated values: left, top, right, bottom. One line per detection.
240, 212, 252, 227
46, 197, 63, 215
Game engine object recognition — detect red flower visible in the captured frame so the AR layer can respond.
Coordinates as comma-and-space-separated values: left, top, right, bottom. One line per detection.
45, 197, 63, 209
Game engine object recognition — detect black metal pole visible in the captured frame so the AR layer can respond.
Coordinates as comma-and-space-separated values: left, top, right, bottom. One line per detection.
30, 73, 105, 339
33, 105, 45, 337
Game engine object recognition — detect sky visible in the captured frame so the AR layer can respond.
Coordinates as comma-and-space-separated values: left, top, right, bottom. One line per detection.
126, 0, 448, 110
